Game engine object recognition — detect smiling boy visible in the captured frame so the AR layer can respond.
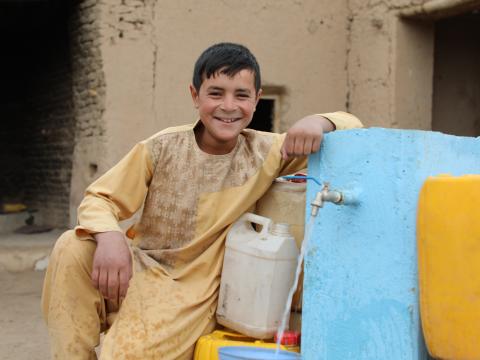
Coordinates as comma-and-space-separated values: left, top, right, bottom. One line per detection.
42, 43, 362, 359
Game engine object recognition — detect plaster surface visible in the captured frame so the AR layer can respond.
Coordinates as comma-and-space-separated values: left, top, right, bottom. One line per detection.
98, 0, 350, 162
64, 0, 480, 217
302, 128, 480, 359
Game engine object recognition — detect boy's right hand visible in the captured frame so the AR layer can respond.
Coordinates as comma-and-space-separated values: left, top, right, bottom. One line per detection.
92, 231, 132, 303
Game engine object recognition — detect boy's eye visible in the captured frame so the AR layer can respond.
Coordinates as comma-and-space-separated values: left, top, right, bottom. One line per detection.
237, 93, 250, 99
209, 92, 222, 97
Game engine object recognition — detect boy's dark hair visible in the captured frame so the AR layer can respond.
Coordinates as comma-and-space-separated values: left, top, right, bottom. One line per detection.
192, 42, 261, 93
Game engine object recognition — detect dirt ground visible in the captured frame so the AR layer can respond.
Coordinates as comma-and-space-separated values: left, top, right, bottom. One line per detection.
0, 271, 50, 360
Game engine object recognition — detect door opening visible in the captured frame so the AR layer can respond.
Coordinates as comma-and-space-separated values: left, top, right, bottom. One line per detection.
0, 0, 75, 228
432, 10, 480, 136
249, 98, 275, 132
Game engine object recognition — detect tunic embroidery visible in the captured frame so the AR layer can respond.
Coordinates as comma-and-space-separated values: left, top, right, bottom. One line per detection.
138, 128, 275, 269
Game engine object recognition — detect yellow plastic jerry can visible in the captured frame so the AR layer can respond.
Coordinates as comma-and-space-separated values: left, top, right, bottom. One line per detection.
194, 330, 296, 360
417, 174, 480, 360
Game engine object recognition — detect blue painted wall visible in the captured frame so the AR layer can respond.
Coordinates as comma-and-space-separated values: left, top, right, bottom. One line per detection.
302, 128, 480, 360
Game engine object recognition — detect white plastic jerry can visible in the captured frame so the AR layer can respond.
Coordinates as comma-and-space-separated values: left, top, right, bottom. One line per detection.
216, 212, 299, 339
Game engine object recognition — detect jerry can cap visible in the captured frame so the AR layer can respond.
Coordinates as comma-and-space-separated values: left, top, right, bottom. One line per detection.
274, 331, 301, 345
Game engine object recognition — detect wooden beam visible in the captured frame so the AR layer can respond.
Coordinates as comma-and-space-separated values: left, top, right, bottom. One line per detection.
400, 0, 480, 20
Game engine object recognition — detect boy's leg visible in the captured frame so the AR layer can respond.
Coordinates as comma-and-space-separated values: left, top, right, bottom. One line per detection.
42, 230, 107, 360
99, 265, 218, 360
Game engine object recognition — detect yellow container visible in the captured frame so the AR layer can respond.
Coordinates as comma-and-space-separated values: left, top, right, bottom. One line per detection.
194, 330, 297, 360
417, 174, 480, 360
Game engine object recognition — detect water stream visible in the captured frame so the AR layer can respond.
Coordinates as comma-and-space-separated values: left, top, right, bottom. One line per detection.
275, 214, 316, 354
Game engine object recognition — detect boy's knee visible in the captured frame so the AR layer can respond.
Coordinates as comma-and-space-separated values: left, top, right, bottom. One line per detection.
50, 230, 96, 270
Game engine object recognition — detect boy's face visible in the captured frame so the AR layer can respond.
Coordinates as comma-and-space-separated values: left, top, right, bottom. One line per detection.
190, 69, 261, 154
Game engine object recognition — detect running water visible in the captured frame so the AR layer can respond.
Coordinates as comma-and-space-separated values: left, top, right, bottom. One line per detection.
275, 215, 316, 353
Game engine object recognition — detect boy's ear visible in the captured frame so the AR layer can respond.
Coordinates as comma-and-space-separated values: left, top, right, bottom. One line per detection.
189, 84, 199, 108
255, 89, 263, 108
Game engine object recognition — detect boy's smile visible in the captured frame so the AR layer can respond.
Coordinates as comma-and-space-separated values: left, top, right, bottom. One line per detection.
190, 69, 261, 155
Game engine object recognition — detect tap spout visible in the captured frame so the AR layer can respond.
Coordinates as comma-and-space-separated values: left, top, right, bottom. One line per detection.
311, 182, 343, 217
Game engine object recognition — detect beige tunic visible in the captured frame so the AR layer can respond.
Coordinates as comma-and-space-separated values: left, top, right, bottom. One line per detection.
44, 112, 362, 359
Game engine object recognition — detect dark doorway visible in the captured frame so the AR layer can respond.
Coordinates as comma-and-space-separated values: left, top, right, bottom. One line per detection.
0, 0, 75, 228
249, 99, 275, 132
432, 10, 480, 136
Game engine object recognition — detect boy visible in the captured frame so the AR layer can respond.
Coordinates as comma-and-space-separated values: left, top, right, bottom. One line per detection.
42, 42, 362, 359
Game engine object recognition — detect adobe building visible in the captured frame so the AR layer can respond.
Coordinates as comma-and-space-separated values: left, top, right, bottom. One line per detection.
1, 0, 479, 229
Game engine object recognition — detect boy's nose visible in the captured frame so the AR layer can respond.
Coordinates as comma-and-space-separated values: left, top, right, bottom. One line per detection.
220, 95, 237, 111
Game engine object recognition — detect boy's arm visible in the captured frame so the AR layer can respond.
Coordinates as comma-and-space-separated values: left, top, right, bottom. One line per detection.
279, 111, 363, 175
318, 111, 363, 131
75, 141, 153, 304
76, 141, 153, 237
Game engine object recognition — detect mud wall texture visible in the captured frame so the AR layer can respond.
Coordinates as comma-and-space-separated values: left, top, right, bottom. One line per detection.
97, 0, 350, 160
67, 0, 480, 225
346, 0, 434, 129
67, 0, 352, 222
346, 0, 480, 129
92, 0, 480, 160
68, 0, 107, 226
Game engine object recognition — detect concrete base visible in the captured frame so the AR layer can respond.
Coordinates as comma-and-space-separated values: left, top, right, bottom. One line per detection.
0, 212, 30, 234
0, 229, 62, 272
303, 128, 479, 359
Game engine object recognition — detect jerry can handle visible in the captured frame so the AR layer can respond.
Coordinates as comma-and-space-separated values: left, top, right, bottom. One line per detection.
240, 212, 272, 237
213, 330, 258, 342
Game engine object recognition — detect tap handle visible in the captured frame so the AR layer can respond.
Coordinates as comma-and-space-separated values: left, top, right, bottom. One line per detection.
281, 175, 322, 186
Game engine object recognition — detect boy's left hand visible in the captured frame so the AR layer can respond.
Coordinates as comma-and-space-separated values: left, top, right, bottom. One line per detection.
281, 114, 335, 160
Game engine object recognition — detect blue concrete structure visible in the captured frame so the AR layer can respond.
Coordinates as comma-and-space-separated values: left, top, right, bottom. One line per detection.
302, 128, 480, 360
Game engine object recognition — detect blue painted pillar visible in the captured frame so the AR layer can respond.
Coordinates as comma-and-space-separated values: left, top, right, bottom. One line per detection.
302, 128, 480, 360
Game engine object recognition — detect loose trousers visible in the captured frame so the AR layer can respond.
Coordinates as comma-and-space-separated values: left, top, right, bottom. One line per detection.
42, 231, 216, 360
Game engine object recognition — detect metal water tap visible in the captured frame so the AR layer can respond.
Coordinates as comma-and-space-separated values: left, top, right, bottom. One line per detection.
282, 175, 361, 216
310, 182, 343, 217
282, 176, 348, 217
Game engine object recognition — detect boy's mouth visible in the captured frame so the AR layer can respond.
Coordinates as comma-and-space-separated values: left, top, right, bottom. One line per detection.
214, 116, 242, 124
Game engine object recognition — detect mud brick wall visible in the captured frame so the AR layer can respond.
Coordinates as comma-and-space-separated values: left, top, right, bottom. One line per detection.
70, 0, 106, 142
67, 0, 107, 227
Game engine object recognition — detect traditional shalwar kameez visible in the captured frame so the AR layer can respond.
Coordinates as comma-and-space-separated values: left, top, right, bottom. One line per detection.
42, 112, 362, 359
